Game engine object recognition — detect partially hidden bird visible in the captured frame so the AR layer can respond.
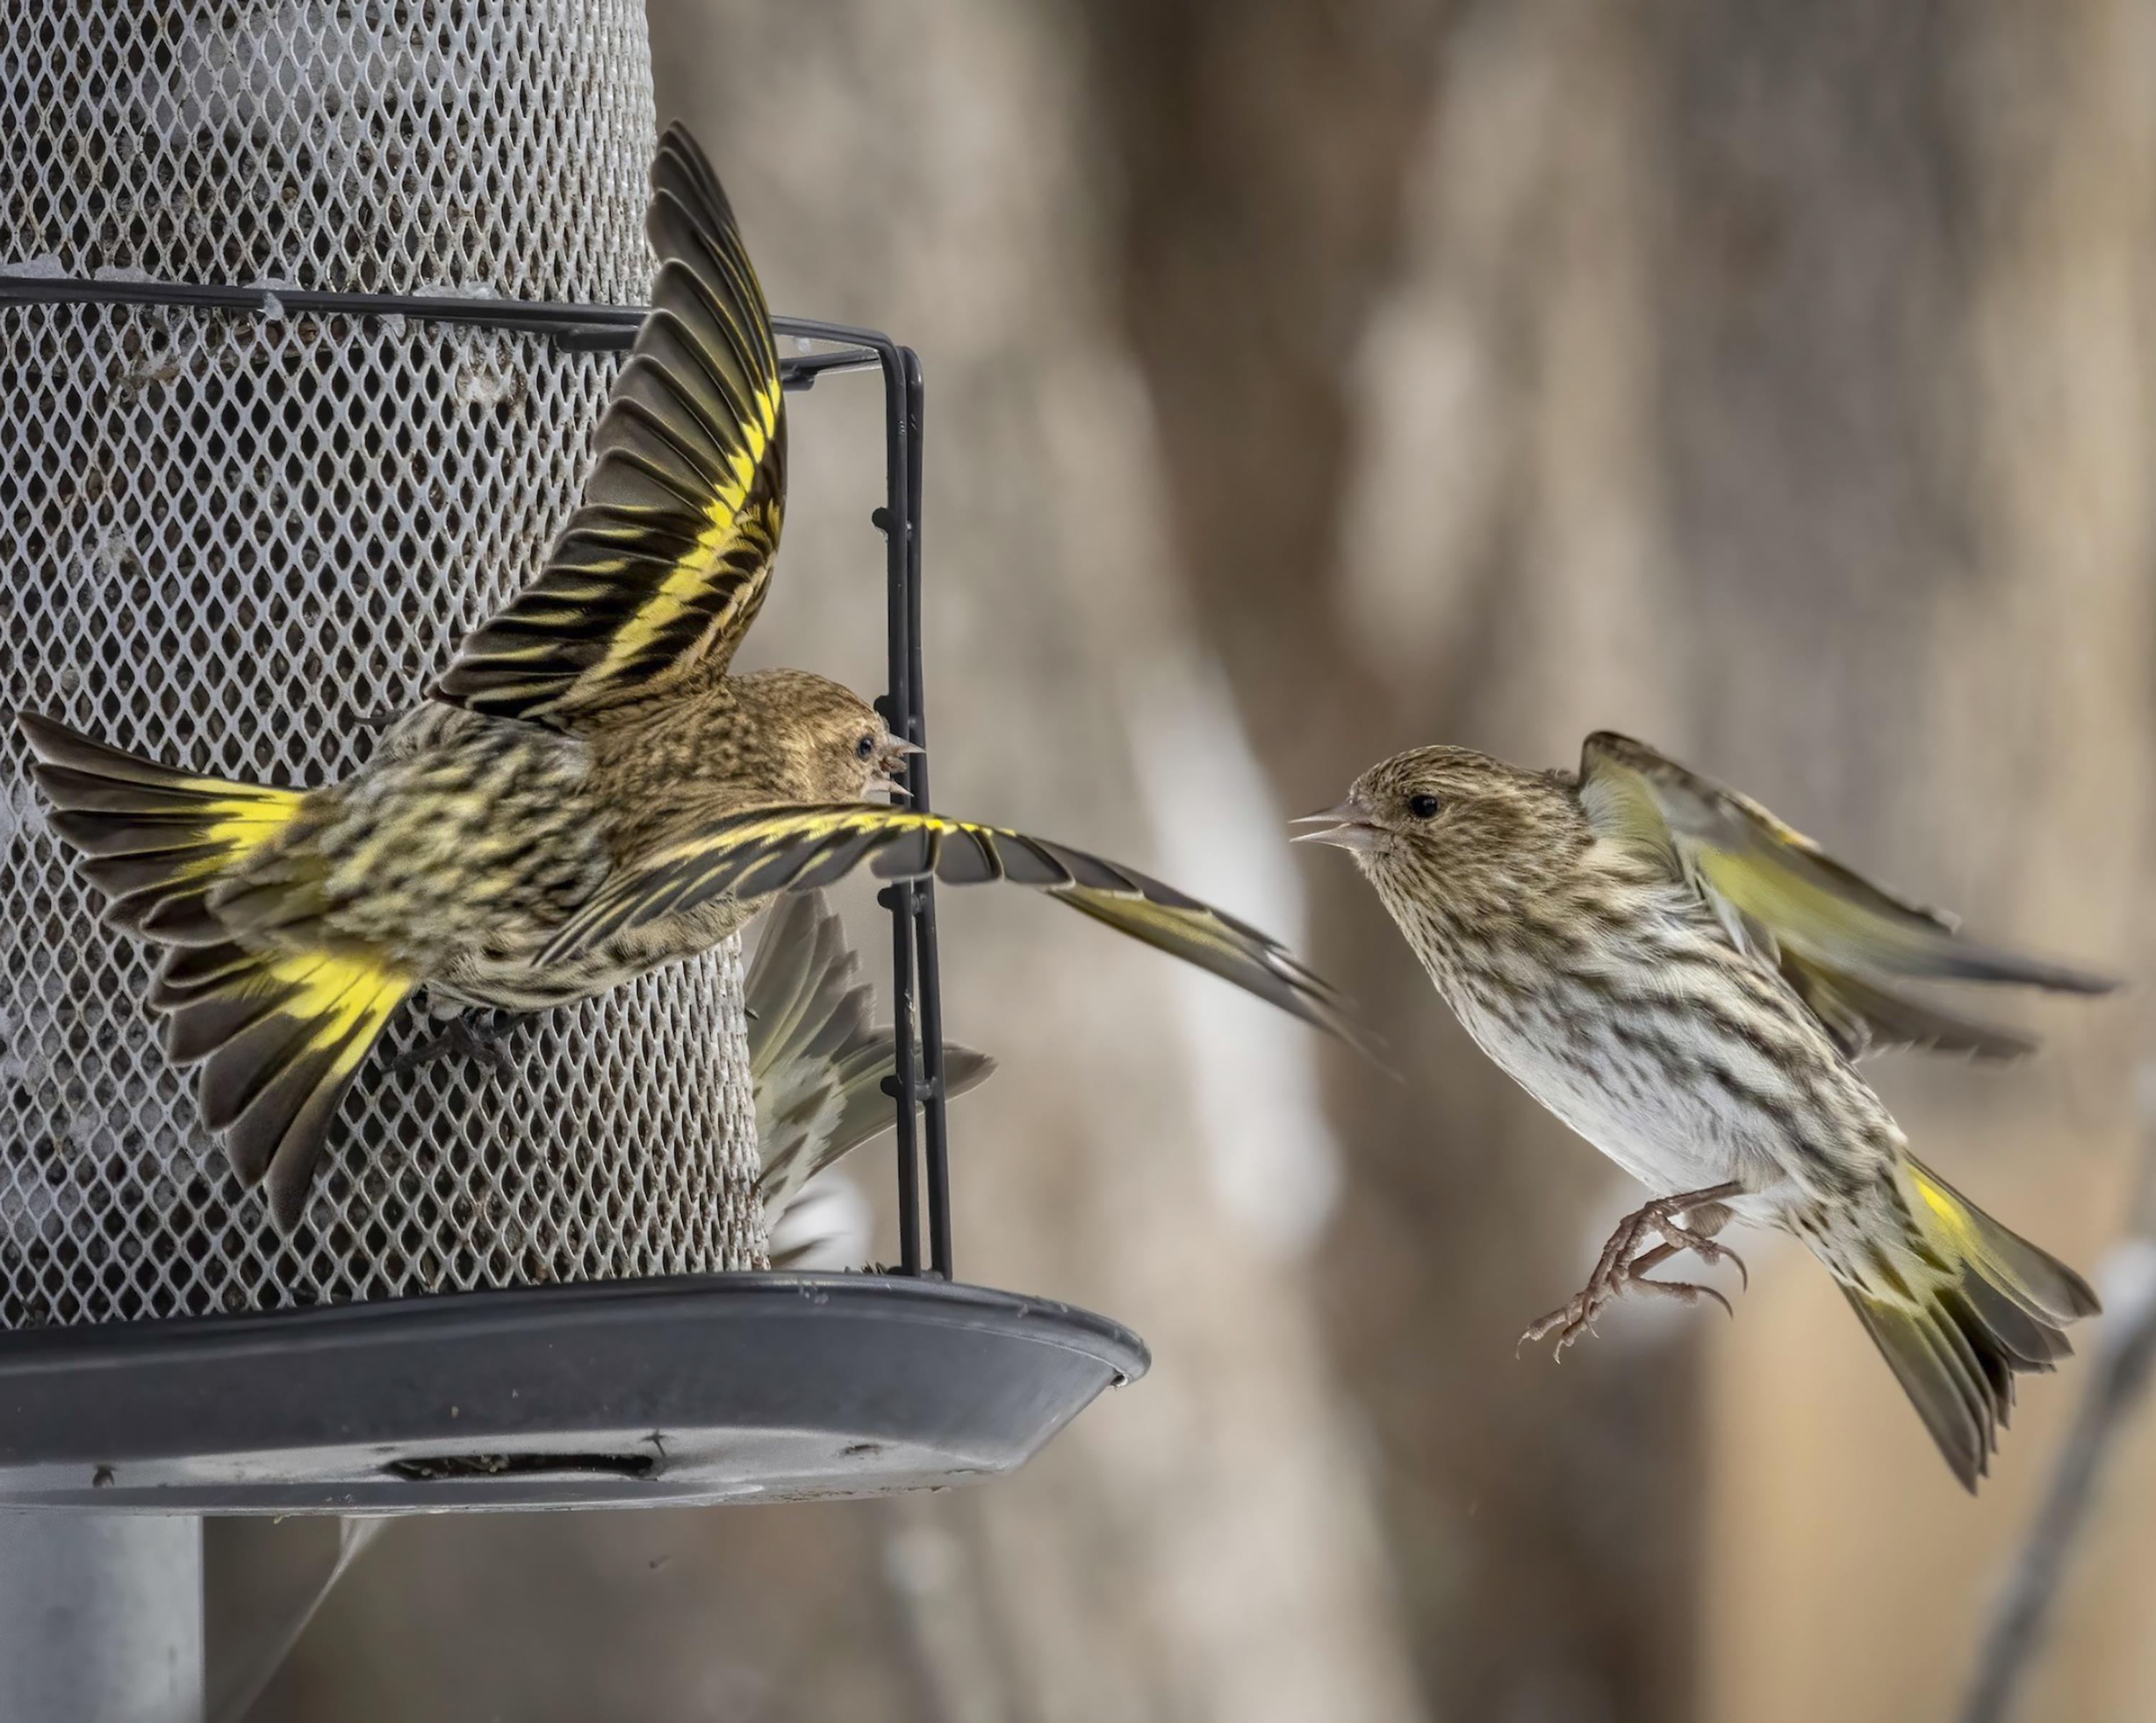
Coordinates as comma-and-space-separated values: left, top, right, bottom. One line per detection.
745, 888, 992, 1267
18, 122, 1355, 1229
1295, 732, 2114, 1489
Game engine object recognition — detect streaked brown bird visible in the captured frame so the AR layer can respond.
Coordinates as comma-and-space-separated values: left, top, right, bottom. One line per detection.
1296, 732, 2114, 1489
19, 123, 1354, 1229
745, 888, 992, 1266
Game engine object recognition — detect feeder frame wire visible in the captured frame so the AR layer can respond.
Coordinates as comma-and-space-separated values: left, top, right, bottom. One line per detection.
0, 271, 956, 1281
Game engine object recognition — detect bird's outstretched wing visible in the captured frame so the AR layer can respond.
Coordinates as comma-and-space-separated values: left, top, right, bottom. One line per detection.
1575, 732, 2115, 1060
745, 890, 993, 1266
545, 804, 1370, 1049
435, 123, 786, 724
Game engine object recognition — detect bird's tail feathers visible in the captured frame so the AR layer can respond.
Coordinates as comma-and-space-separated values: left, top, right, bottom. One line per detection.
19, 712, 307, 945
20, 713, 405, 1228
154, 941, 410, 1230
1842, 1156, 2099, 1489
1904, 1157, 2099, 1326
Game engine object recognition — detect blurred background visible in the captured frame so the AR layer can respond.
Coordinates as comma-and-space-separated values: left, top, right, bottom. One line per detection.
252, 1, 2155, 1718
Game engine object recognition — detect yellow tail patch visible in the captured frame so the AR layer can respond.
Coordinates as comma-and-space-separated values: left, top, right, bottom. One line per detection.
19, 710, 312, 939
22, 712, 407, 1228
1909, 1162, 1978, 1250
178, 942, 413, 1229
253, 950, 410, 1078
1846, 1161, 2095, 1489
1905, 1155, 2099, 1328
193, 784, 305, 858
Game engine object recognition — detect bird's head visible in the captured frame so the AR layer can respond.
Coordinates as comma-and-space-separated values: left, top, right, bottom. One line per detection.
1293, 745, 1583, 925
732, 669, 918, 804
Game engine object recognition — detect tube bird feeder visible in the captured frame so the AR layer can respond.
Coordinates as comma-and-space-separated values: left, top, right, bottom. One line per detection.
0, 0, 1144, 1529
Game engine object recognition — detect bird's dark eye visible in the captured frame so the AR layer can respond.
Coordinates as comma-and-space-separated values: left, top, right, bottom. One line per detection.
856, 734, 878, 762
1408, 793, 1442, 819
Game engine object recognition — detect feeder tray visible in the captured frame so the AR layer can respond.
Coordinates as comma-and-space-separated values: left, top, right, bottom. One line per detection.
0, 1275, 1146, 1513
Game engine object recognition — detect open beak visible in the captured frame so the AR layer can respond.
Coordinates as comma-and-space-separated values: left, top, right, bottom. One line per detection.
871, 738, 923, 803
1290, 798, 1383, 853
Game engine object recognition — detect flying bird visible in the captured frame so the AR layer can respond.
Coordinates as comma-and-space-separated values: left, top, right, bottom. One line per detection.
1296, 731, 2114, 1489
19, 123, 1354, 1229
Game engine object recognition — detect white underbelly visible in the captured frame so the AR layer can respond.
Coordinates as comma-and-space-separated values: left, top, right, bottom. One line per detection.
1450, 994, 1768, 1200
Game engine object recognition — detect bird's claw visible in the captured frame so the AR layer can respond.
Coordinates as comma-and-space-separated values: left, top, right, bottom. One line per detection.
1628, 1273, 1735, 1321
1518, 1182, 1746, 1358
1655, 1217, 1748, 1291
391, 1011, 520, 1079
1518, 1288, 1608, 1359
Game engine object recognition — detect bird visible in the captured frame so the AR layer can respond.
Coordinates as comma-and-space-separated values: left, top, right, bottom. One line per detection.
17, 121, 1357, 1230
744, 888, 993, 1267
1294, 730, 2114, 1489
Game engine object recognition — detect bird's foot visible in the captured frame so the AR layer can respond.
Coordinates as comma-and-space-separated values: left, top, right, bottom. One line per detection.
390, 1009, 520, 1080
1519, 1181, 1746, 1358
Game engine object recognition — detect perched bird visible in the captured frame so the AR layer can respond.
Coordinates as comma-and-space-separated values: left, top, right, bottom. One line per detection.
745, 888, 993, 1267
19, 122, 1355, 1228
1296, 732, 2114, 1488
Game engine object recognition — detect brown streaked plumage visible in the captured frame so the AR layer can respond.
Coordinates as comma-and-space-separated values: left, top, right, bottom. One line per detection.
1297, 732, 2114, 1489
21, 123, 1358, 1230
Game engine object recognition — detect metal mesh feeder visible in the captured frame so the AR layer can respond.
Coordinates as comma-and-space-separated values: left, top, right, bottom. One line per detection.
0, 0, 1146, 1520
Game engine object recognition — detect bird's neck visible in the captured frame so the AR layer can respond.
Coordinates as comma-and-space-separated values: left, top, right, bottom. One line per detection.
584, 677, 801, 852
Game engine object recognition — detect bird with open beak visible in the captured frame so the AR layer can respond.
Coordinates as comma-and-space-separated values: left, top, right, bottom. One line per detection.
1296, 732, 2114, 1489
17, 124, 1359, 1230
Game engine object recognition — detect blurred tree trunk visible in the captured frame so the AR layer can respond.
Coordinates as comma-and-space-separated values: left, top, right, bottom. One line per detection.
1666, 4, 2156, 1722
1081, 3, 1705, 1719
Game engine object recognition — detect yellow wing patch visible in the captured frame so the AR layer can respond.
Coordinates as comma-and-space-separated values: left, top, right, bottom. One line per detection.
1577, 732, 2116, 1033
580, 381, 782, 689
178, 939, 414, 1228
434, 126, 789, 725
538, 802, 1369, 1049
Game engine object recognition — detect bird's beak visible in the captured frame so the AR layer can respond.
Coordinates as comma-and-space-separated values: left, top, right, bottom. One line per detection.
1290, 798, 1383, 853
871, 738, 923, 803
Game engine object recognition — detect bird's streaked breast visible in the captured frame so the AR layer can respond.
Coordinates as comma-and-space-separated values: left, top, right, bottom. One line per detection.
1378, 860, 1902, 1203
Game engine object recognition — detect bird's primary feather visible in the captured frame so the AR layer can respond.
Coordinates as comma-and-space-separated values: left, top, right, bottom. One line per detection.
543, 803, 1367, 1049
433, 124, 787, 723
1576, 731, 2116, 1061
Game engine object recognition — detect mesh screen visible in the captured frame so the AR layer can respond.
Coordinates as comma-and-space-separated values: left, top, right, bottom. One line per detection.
0, 2, 655, 300
0, 3, 765, 1331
